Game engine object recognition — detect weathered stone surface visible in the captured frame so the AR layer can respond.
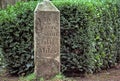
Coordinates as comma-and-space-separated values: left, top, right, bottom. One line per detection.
35, 58, 59, 79
34, 0, 60, 80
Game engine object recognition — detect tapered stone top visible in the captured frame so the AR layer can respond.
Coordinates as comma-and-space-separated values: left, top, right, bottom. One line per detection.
35, 0, 59, 12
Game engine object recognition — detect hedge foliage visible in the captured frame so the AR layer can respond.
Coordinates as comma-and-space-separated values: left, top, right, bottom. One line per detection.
0, 1, 36, 75
54, 0, 120, 75
0, 0, 120, 76
0, 48, 4, 68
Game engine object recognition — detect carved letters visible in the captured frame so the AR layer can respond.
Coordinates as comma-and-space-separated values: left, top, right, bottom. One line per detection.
35, 13, 60, 54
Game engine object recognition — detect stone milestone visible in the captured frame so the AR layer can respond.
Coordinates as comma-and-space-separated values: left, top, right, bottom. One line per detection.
34, 0, 60, 80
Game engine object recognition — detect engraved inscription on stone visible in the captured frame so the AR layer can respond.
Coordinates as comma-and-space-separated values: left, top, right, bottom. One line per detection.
37, 37, 58, 45
35, 12, 60, 58
34, 0, 60, 80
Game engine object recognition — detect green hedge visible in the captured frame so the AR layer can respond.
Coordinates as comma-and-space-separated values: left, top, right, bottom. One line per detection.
0, 1, 36, 75
0, 0, 120, 76
54, 0, 120, 75
0, 48, 4, 68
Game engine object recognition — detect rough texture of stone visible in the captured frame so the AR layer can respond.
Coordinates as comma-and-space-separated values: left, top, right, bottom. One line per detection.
34, 0, 60, 80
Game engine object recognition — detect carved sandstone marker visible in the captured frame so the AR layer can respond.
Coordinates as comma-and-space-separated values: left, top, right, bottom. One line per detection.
34, 0, 60, 79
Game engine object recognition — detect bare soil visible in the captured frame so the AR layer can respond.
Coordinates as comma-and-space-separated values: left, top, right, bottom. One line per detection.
73, 64, 120, 81
0, 64, 120, 81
